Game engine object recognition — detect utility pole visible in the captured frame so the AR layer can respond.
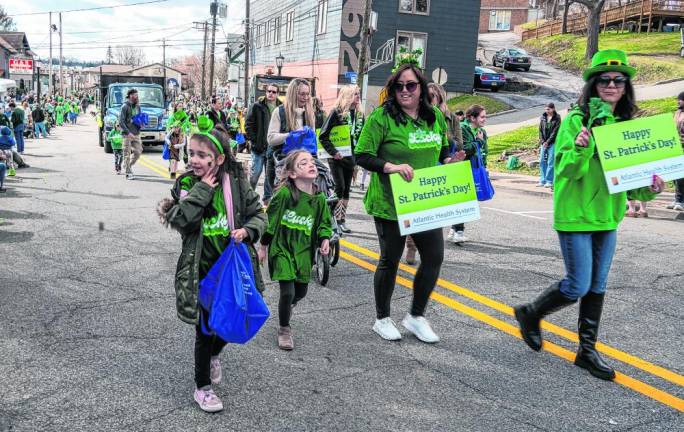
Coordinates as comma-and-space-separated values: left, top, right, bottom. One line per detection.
244, 0, 250, 104
37, 67, 41, 106
59, 12, 64, 96
49, 12, 53, 96
208, 1, 219, 98
194, 21, 209, 99
357, 0, 372, 100
162, 38, 167, 104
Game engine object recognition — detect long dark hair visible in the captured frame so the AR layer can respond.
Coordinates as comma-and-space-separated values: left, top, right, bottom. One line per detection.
382, 63, 436, 127
189, 128, 237, 181
578, 73, 637, 122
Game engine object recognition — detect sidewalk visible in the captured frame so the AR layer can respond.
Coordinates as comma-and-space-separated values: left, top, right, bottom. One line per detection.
490, 171, 683, 221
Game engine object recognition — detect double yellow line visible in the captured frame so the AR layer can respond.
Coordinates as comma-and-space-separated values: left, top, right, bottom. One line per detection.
340, 239, 684, 412
136, 154, 683, 411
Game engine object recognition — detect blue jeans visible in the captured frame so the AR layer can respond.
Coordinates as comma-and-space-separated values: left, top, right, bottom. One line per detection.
34, 121, 47, 138
539, 144, 554, 185
250, 150, 266, 191
557, 230, 617, 300
0, 161, 5, 187
14, 124, 25, 153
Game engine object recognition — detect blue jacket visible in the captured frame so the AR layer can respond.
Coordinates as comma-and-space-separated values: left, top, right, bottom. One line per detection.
0, 126, 16, 150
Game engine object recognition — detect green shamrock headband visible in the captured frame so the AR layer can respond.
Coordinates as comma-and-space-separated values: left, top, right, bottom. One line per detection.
193, 115, 224, 155
392, 47, 424, 73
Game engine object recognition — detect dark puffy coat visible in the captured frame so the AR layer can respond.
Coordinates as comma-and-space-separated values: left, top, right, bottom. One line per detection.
165, 160, 267, 325
245, 97, 281, 154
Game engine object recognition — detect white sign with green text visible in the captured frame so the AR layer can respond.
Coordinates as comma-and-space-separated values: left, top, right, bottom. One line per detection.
390, 162, 480, 236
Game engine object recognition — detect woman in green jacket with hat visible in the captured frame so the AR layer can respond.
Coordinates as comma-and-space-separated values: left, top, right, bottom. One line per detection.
514, 49, 665, 381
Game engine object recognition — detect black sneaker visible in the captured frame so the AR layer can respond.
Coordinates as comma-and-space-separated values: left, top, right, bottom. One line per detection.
170, 172, 177, 180
0, 187, 6, 193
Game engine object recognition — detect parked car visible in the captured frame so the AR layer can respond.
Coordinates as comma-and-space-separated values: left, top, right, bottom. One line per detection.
493, 48, 532, 71
474, 63, 506, 92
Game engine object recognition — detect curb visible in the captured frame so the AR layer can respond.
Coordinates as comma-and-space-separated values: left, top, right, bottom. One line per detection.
653, 77, 684, 86
488, 108, 519, 118
493, 183, 684, 222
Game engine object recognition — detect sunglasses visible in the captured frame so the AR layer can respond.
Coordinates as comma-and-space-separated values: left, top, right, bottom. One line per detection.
393, 81, 419, 93
596, 76, 628, 88
266, 90, 278, 94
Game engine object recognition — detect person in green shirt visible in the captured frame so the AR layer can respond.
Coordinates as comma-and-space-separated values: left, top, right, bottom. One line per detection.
55, 103, 64, 126
107, 123, 124, 174
355, 63, 465, 344
161, 117, 267, 413
514, 49, 665, 382
258, 149, 333, 351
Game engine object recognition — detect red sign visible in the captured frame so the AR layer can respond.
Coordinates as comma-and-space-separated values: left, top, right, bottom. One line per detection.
9, 58, 33, 74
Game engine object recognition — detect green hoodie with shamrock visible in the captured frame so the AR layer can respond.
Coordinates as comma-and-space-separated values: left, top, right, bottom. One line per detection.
554, 99, 656, 232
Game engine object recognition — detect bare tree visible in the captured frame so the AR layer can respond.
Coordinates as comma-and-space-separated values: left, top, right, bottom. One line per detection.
0, 6, 16, 31
562, 0, 573, 33
574, 0, 607, 60
114, 46, 146, 67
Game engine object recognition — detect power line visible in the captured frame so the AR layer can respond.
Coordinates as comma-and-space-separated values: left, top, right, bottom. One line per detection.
8, 0, 170, 17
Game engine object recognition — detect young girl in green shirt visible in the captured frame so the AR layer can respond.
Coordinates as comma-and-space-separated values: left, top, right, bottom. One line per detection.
258, 150, 333, 351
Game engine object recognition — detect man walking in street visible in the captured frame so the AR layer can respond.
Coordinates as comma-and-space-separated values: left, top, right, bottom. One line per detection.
32, 104, 47, 139
119, 89, 142, 180
10, 102, 25, 154
245, 83, 281, 203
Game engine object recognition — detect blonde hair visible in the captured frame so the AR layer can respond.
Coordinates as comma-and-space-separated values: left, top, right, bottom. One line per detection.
275, 150, 314, 204
427, 83, 449, 117
334, 85, 361, 117
284, 78, 315, 132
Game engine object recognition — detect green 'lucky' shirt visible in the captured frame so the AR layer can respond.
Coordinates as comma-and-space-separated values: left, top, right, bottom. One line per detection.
263, 186, 332, 283
354, 106, 449, 220
180, 176, 231, 280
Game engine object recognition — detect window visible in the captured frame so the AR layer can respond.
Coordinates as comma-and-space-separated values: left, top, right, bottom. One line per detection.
316, 1, 328, 35
273, 16, 281, 44
399, 0, 430, 15
489, 10, 511, 31
396, 31, 427, 68
264, 21, 271, 46
255, 24, 263, 48
285, 10, 295, 41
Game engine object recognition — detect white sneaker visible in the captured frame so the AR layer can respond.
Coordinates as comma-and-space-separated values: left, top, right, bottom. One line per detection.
210, 356, 222, 384
402, 314, 440, 343
674, 203, 684, 211
666, 201, 676, 209
446, 229, 455, 241
543, 183, 553, 188
373, 317, 402, 341
194, 386, 224, 413
452, 231, 468, 243
126, 173, 135, 180
535, 182, 544, 187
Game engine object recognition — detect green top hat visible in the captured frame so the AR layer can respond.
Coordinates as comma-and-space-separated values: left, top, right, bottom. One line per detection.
583, 49, 637, 81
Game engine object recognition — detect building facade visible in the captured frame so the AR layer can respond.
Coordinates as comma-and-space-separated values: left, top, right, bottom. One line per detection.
249, 0, 481, 110
0, 32, 35, 94
480, 0, 530, 33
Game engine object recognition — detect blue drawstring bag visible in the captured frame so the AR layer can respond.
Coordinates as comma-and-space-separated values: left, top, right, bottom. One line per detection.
471, 141, 495, 201
283, 126, 317, 155
198, 240, 270, 344
235, 132, 246, 145
132, 112, 149, 127
161, 142, 170, 160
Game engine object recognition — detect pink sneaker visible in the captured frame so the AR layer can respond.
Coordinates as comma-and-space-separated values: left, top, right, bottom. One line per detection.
193, 387, 223, 413
210, 356, 222, 384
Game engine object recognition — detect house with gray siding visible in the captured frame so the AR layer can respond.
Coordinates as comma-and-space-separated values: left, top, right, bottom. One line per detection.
249, 0, 481, 110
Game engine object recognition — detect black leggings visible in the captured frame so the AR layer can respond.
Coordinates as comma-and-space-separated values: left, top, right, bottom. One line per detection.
374, 217, 444, 319
194, 307, 227, 388
278, 280, 309, 327
329, 159, 354, 200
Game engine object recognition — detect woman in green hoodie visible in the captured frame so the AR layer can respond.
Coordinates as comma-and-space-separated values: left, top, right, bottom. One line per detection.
514, 50, 665, 381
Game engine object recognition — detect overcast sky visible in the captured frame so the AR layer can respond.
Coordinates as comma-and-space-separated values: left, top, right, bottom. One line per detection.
6, 0, 245, 64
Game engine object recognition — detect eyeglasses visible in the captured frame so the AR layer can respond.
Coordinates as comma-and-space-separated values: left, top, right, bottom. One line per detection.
596, 76, 628, 88
267, 90, 278, 94
393, 81, 419, 93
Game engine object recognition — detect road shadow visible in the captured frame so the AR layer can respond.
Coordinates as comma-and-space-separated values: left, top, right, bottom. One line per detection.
15, 185, 138, 200
346, 212, 374, 222
20, 166, 63, 174
131, 176, 172, 185
0, 209, 47, 220
0, 189, 32, 198
0, 231, 34, 244
20, 154, 54, 158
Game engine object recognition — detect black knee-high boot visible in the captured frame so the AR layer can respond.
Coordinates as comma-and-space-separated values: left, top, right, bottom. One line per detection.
514, 283, 577, 351
574, 292, 616, 381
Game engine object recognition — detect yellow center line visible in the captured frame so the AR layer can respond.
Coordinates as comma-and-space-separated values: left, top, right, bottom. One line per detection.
339, 250, 684, 412
138, 156, 171, 179
340, 238, 684, 389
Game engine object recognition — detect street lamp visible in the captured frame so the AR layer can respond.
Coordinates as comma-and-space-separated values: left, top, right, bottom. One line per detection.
275, 52, 284, 76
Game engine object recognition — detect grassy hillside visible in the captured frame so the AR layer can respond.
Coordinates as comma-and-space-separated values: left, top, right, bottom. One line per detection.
521, 32, 684, 84
447, 94, 512, 115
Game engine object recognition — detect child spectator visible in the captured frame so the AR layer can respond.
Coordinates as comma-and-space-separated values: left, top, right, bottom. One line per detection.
0, 126, 16, 177
0, 150, 7, 192
107, 124, 124, 174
